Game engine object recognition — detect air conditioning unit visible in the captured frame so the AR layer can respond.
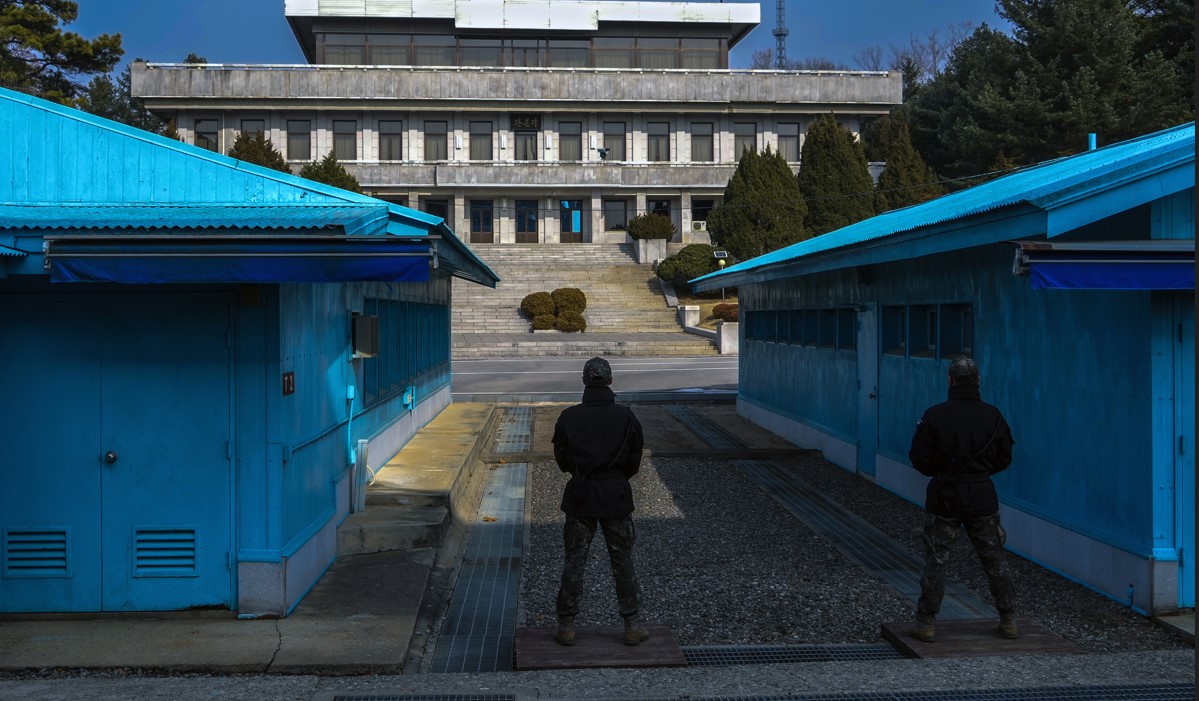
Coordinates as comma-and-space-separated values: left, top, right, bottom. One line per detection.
692, 220, 708, 232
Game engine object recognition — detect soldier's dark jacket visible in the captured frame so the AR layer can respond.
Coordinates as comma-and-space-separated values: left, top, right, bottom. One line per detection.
553, 385, 644, 517
908, 384, 1015, 518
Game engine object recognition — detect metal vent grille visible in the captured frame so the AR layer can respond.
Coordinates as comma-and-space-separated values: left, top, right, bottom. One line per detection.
587, 685, 1194, 701
493, 406, 533, 453
3, 528, 69, 577
664, 404, 749, 450
683, 643, 904, 666
133, 527, 197, 577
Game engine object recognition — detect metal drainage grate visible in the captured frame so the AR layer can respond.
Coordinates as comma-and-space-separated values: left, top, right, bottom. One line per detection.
664, 404, 750, 450
331, 695, 516, 701
683, 643, 903, 666
493, 406, 533, 453
733, 459, 995, 620
589, 685, 1195, 701
428, 462, 527, 673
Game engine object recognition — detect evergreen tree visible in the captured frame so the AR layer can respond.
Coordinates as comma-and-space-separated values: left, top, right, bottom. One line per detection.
227, 131, 291, 174
0, 0, 123, 103
797, 114, 876, 235
79, 62, 162, 133
909, 0, 1192, 180
705, 147, 808, 261
298, 152, 362, 193
864, 109, 944, 212
161, 118, 181, 141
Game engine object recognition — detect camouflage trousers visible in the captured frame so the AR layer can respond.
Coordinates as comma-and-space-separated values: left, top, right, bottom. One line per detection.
917, 512, 1017, 619
556, 514, 641, 619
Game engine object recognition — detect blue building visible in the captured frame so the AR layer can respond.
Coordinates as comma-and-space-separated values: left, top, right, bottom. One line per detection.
0, 88, 498, 616
693, 124, 1195, 615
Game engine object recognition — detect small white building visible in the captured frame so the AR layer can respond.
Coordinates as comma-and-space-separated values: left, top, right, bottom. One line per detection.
132, 0, 902, 247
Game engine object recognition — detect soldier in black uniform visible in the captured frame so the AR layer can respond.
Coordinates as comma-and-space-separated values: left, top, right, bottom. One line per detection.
908, 356, 1018, 642
552, 356, 648, 647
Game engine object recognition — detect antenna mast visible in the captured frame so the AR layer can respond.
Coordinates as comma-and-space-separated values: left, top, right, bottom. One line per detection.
773, 0, 789, 69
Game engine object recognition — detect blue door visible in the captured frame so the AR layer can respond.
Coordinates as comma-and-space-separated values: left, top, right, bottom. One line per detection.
856, 303, 879, 476
0, 295, 233, 612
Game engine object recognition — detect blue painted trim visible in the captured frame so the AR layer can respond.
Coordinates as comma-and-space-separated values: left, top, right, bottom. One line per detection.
237, 549, 282, 562
280, 504, 336, 559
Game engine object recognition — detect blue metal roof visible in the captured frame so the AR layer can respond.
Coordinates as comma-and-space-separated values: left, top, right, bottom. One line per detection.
693, 122, 1195, 290
0, 87, 498, 287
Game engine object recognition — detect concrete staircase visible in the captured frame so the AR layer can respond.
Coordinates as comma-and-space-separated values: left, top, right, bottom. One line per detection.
452, 243, 717, 357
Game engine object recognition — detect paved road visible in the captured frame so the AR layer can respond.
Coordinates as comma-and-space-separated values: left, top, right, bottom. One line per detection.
451, 356, 738, 401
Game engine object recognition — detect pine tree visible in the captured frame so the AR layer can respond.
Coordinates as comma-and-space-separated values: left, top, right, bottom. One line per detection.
227, 131, 291, 174
79, 63, 163, 134
705, 147, 808, 261
864, 110, 944, 212
298, 152, 363, 193
797, 114, 876, 235
0, 1, 123, 103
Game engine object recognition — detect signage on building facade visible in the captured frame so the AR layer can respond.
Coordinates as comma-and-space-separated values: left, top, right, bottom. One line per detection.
510, 115, 541, 131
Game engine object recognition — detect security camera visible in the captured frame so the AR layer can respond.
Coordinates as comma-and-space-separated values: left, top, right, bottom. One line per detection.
596, 147, 609, 159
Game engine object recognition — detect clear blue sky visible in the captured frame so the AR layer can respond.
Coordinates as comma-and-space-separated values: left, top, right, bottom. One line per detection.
72, 0, 1009, 72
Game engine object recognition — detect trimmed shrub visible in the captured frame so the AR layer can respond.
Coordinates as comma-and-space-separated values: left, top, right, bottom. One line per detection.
555, 310, 587, 332
626, 212, 676, 241
532, 314, 556, 330
551, 287, 587, 314
712, 303, 740, 322
521, 291, 555, 318
656, 243, 720, 293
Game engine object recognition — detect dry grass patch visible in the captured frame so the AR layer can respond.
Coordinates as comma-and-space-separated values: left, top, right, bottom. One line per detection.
676, 292, 738, 330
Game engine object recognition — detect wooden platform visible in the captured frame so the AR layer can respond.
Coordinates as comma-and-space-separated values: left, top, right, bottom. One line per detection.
514, 624, 687, 670
881, 618, 1086, 659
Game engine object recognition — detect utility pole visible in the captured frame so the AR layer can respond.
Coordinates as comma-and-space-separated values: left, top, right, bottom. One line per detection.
773, 0, 789, 69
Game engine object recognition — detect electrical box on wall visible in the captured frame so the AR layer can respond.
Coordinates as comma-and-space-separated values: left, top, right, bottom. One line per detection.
352, 314, 379, 358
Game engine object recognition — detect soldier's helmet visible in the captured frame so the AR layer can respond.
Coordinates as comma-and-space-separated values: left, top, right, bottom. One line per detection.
582, 356, 613, 387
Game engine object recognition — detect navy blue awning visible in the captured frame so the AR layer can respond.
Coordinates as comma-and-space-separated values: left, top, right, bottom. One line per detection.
46, 237, 431, 284
1014, 241, 1195, 291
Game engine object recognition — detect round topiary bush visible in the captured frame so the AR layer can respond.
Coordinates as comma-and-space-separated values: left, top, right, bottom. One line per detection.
521, 291, 555, 318
656, 243, 720, 294
555, 310, 587, 333
532, 314, 556, 330
626, 212, 676, 241
712, 303, 740, 322
551, 287, 587, 314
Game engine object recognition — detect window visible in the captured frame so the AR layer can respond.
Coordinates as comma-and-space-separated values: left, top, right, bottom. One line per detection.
469, 200, 493, 243
560, 199, 587, 242
837, 308, 857, 351
469, 121, 492, 161
802, 309, 819, 346
515, 200, 538, 243
940, 304, 973, 357
548, 40, 588, 67
507, 39, 543, 67
460, 39, 502, 66
603, 199, 628, 231
333, 120, 357, 161
194, 119, 219, 152
558, 122, 582, 161
368, 34, 408, 64
788, 310, 804, 344
424, 121, 448, 160
680, 38, 721, 69
883, 306, 907, 355
594, 37, 634, 68
647, 121, 670, 161
240, 119, 265, 137
778, 123, 800, 162
321, 33, 365, 64
819, 309, 836, 348
422, 198, 449, 222
379, 120, 403, 160
514, 131, 537, 161
691, 122, 714, 162
638, 38, 677, 69
413, 35, 455, 66
602, 122, 625, 160
286, 120, 310, 160
734, 123, 756, 156
360, 299, 449, 407
648, 199, 671, 218
910, 305, 937, 357
692, 199, 715, 223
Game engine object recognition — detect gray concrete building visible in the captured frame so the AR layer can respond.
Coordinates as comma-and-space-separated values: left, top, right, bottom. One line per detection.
132, 0, 903, 246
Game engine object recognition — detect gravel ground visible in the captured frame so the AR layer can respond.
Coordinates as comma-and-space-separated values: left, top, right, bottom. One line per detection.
521, 453, 1190, 653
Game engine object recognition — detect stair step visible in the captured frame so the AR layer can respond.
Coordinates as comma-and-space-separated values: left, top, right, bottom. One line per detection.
336, 505, 449, 557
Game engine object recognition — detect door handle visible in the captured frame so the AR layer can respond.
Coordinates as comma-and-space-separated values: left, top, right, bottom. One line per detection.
104, 451, 118, 465
868, 393, 877, 400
